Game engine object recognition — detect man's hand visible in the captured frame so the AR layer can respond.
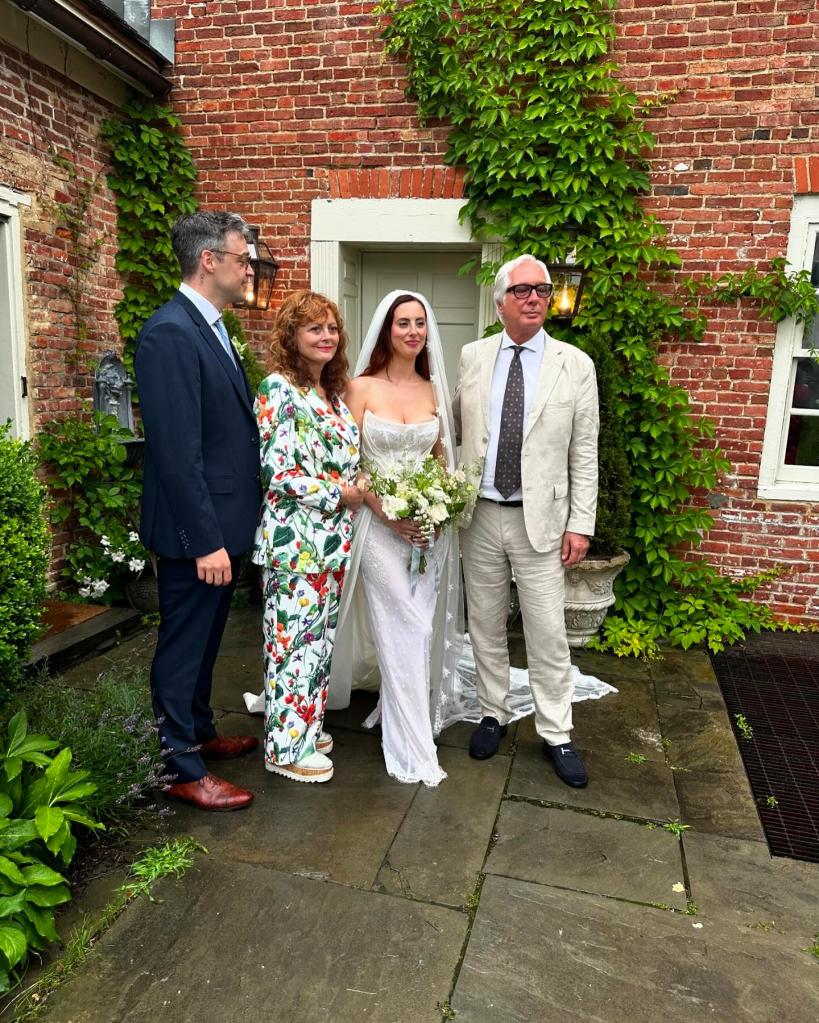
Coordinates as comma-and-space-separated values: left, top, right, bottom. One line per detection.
196, 547, 232, 586
561, 531, 589, 568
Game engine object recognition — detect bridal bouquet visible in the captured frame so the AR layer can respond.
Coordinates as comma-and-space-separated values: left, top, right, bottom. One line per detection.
366, 454, 477, 583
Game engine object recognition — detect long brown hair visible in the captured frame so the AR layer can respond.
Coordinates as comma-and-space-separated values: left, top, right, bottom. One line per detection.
268, 290, 350, 397
360, 294, 431, 380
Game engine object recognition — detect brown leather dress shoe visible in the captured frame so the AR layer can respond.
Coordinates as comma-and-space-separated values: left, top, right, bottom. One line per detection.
167, 773, 254, 811
199, 734, 259, 759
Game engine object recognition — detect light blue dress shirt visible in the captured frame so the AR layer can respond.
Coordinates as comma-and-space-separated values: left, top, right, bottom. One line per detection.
480, 328, 546, 502
178, 282, 236, 365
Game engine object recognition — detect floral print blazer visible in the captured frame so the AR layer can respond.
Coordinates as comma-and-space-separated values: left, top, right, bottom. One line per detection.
252, 373, 360, 575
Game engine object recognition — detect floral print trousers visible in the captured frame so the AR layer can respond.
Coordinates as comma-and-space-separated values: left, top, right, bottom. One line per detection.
262, 568, 344, 765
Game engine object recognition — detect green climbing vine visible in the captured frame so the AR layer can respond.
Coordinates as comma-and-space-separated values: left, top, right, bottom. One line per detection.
101, 97, 198, 374
45, 152, 103, 368
378, 0, 814, 655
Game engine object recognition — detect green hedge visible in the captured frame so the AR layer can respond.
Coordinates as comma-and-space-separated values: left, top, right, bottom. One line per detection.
0, 425, 50, 698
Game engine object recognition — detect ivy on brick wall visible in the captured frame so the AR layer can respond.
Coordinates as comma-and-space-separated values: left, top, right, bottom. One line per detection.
101, 98, 198, 374
378, 0, 814, 655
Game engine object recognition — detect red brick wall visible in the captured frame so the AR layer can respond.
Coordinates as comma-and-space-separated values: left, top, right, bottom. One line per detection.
150, 0, 818, 621
1, 41, 122, 425
612, 1, 819, 620
1, 39, 122, 575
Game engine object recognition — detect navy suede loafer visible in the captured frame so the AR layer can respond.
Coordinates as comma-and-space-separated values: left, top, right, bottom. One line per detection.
469, 716, 508, 760
543, 741, 588, 788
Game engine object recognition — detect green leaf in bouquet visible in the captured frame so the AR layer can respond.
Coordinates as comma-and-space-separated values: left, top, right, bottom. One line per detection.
24, 884, 71, 908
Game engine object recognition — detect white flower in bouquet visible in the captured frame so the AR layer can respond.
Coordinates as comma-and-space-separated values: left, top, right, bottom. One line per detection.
365, 453, 479, 577
128, 558, 146, 573
427, 503, 449, 525
129, 531, 140, 542
110, 550, 126, 563
381, 494, 409, 519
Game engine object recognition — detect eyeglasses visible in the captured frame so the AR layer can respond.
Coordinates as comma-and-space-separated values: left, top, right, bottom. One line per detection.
505, 283, 553, 300
210, 249, 253, 268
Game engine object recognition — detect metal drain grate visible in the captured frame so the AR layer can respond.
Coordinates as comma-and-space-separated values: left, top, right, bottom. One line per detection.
710, 631, 819, 863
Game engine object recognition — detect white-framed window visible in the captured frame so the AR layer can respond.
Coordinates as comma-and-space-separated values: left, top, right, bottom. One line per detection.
0, 186, 31, 440
758, 195, 819, 500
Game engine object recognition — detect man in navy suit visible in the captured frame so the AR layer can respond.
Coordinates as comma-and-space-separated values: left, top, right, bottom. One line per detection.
136, 211, 262, 811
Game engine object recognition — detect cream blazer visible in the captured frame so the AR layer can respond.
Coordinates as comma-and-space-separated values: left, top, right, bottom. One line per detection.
453, 331, 599, 553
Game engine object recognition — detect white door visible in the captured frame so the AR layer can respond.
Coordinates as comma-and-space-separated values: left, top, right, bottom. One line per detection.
359, 251, 481, 394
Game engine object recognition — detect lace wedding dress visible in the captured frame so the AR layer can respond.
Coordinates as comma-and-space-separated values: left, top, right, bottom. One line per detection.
338, 410, 448, 787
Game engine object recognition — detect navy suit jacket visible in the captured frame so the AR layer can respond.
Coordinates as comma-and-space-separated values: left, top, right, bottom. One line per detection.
135, 291, 261, 559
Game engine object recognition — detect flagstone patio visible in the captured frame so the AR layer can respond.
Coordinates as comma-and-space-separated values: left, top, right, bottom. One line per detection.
31, 609, 819, 1023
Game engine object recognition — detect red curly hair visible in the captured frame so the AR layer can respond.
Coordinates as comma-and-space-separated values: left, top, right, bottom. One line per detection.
268, 290, 350, 397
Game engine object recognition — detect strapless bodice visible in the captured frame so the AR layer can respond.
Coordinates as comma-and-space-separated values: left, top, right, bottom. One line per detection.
362, 410, 439, 474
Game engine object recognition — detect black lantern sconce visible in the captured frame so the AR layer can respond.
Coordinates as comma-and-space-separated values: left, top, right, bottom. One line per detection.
546, 252, 586, 322
238, 225, 279, 311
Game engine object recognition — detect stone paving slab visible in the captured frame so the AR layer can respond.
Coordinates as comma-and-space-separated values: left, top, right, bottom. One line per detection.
509, 717, 679, 821
570, 675, 665, 762
161, 726, 417, 889
43, 860, 466, 1023
659, 707, 745, 775
374, 744, 509, 907
651, 649, 728, 713
486, 800, 687, 909
451, 875, 819, 1023
683, 831, 817, 940
674, 768, 765, 843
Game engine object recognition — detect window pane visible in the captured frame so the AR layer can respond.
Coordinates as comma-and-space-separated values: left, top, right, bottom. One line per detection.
791, 357, 819, 409
784, 415, 819, 466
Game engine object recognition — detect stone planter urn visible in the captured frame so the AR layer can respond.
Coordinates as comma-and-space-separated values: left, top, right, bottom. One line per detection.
564, 550, 630, 648
124, 573, 160, 613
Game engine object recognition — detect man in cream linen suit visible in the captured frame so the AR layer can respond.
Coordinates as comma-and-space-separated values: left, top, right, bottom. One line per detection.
454, 254, 599, 787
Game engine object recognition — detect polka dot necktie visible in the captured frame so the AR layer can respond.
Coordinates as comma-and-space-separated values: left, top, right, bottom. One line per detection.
495, 346, 524, 499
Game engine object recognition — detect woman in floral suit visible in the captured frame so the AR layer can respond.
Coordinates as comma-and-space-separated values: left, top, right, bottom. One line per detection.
252, 291, 362, 783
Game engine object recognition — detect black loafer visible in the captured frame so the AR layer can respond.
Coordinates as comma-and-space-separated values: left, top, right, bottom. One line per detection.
543, 741, 588, 788
469, 717, 508, 760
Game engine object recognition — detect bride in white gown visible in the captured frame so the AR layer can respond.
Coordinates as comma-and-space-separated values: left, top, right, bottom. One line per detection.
327, 291, 463, 786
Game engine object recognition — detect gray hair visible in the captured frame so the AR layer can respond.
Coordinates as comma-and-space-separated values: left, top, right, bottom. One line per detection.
172, 211, 250, 279
493, 255, 552, 307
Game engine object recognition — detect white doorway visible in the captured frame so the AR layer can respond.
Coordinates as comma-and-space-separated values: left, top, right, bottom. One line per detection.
311, 198, 503, 392
358, 250, 480, 392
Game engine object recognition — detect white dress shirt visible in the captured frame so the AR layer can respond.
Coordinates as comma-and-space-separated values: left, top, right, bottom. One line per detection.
480, 328, 546, 502
178, 282, 233, 358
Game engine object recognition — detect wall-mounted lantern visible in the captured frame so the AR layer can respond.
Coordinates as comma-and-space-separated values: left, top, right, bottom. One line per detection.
237, 225, 279, 311
547, 252, 586, 322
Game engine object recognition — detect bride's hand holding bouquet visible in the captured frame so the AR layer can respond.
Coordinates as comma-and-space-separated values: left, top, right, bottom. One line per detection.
365, 453, 478, 575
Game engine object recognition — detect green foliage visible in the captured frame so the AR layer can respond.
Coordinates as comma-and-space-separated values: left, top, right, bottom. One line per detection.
379, 0, 783, 653
0, 711, 102, 992
734, 713, 754, 741
119, 837, 206, 902
36, 412, 146, 601
692, 258, 819, 326
223, 309, 268, 396
624, 752, 647, 765
0, 425, 50, 699
20, 665, 170, 836
101, 97, 198, 373
662, 819, 691, 837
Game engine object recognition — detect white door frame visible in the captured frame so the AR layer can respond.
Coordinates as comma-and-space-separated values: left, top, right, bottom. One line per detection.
0, 186, 31, 439
310, 198, 502, 335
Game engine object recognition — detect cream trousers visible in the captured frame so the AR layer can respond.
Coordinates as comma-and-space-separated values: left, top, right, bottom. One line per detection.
460, 500, 572, 745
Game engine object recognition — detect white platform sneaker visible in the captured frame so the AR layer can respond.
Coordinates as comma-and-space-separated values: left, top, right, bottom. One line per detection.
265, 751, 333, 783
